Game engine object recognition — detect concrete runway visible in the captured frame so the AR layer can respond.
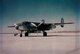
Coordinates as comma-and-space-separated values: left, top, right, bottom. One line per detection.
0, 33, 80, 54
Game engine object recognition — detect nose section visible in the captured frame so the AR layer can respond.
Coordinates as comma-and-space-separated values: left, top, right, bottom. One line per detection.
14, 24, 18, 27
14, 24, 19, 30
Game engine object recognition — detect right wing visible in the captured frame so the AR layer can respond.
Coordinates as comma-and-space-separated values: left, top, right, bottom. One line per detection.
54, 22, 74, 26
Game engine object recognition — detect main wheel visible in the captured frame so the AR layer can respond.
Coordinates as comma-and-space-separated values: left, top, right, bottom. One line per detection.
25, 32, 29, 37
43, 32, 47, 36
20, 33, 22, 37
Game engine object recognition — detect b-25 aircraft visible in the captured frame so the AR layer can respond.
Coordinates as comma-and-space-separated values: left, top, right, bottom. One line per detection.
8, 18, 74, 37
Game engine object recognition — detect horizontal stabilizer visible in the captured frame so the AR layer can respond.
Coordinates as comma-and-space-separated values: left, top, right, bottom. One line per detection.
62, 22, 74, 24
54, 22, 74, 25
8, 26, 15, 27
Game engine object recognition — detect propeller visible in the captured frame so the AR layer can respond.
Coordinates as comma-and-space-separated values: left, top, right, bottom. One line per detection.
31, 19, 45, 28
37, 19, 45, 27
31, 23, 37, 27
36, 19, 45, 35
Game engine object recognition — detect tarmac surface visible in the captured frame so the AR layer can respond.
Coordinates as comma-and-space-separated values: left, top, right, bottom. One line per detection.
0, 32, 80, 54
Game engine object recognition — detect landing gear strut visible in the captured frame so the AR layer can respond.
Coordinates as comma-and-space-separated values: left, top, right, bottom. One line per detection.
20, 33, 22, 37
20, 31, 23, 37
43, 31, 47, 36
25, 32, 29, 37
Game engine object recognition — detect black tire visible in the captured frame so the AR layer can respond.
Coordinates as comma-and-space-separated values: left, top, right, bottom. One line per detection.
20, 33, 22, 37
25, 32, 29, 37
43, 32, 47, 36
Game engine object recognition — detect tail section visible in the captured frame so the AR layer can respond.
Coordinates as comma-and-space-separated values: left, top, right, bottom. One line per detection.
61, 18, 64, 27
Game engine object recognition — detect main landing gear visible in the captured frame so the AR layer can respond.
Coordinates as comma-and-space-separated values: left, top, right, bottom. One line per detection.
43, 31, 47, 36
20, 31, 29, 37
19, 31, 47, 37
25, 32, 29, 37
20, 31, 23, 37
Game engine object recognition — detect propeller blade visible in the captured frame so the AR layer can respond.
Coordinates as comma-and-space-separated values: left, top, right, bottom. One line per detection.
37, 19, 45, 27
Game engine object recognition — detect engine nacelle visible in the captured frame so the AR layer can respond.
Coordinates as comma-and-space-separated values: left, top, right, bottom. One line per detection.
14, 24, 19, 30
15, 25, 19, 30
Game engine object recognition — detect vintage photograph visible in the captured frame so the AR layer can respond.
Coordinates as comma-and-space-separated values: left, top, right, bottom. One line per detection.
0, 0, 80, 54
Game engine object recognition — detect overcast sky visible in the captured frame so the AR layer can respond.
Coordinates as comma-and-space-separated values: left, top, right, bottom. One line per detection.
0, 0, 80, 32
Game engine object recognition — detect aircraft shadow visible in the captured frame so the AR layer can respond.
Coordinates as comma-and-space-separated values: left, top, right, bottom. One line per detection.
0, 33, 79, 37
24, 35, 78, 37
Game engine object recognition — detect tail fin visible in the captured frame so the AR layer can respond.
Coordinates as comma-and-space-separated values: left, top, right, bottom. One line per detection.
61, 18, 64, 27
61, 18, 64, 23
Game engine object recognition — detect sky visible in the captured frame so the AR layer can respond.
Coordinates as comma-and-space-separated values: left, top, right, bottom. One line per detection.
0, 0, 80, 32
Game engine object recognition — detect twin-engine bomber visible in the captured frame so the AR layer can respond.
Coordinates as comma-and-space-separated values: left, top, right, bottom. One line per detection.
8, 18, 74, 37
